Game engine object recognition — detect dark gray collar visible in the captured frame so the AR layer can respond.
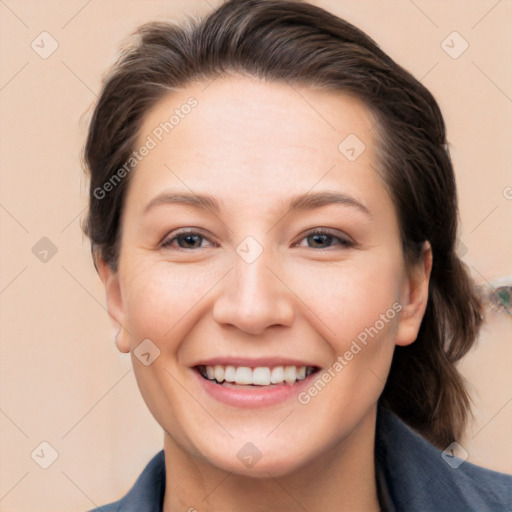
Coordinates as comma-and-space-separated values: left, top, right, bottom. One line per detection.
374, 404, 512, 511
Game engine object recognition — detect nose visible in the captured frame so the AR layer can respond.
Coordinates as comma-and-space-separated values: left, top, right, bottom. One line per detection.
211, 247, 296, 335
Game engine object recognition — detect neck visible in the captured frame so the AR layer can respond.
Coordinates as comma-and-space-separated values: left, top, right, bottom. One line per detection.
162, 406, 381, 512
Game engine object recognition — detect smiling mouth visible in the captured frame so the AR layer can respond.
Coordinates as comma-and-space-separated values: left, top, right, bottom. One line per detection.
195, 364, 320, 387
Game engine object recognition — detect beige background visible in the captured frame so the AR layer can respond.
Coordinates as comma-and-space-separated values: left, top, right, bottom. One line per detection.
0, 0, 511, 510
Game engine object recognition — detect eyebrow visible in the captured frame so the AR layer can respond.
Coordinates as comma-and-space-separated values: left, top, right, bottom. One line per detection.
143, 190, 371, 217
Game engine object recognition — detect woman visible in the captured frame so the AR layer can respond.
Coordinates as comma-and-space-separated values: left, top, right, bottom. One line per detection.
82, 0, 512, 510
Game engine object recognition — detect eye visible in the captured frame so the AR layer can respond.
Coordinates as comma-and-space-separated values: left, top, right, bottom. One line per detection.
160, 228, 354, 251
160, 229, 216, 250
296, 229, 354, 250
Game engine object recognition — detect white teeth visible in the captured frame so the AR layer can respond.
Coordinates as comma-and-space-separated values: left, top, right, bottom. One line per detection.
270, 366, 284, 384
252, 367, 271, 386
214, 365, 225, 383
283, 365, 297, 384
201, 364, 314, 386
224, 365, 236, 382
234, 367, 253, 385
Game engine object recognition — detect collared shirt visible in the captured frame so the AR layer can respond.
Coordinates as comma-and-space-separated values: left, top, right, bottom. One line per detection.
90, 405, 512, 511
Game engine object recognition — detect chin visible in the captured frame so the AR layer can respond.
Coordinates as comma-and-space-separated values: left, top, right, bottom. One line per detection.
211, 450, 308, 479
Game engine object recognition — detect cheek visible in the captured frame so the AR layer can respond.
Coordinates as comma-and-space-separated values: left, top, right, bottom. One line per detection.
120, 264, 217, 448
122, 262, 222, 345
291, 257, 403, 428
287, 254, 403, 348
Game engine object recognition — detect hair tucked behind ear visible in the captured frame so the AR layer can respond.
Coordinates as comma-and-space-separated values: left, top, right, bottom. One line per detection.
82, 0, 483, 447
381, 255, 483, 446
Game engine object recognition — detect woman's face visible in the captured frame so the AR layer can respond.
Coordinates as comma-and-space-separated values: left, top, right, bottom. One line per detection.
99, 76, 430, 476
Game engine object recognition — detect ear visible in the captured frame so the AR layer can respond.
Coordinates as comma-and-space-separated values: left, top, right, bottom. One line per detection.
96, 255, 130, 353
395, 241, 433, 347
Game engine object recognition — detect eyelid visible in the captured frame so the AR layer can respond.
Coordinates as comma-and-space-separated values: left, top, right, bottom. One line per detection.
160, 227, 217, 249
295, 227, 355, 246
160, 227, 355, 250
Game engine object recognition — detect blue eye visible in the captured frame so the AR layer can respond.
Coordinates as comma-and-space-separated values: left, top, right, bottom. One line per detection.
160, 228, 354, 251
299, 229, 354, 249
161, 230, 214, 250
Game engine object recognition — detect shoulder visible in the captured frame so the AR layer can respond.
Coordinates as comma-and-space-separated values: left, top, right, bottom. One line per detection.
376, 405, 512, 512
87, 450, 166, 512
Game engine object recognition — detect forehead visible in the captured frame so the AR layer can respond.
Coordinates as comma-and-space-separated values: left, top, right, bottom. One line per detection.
129, 75, 383, 210
139, 75, 376, 151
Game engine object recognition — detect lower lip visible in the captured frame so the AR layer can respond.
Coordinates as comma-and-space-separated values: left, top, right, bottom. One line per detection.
192, 369, 316, 408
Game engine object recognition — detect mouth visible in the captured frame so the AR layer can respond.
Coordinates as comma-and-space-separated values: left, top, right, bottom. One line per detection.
194, 364, 320, 387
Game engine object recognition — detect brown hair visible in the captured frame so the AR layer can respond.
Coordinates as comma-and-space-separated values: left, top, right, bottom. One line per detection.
82, 0, 483, 448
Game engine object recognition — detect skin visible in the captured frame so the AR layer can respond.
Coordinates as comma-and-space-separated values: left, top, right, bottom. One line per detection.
97, 75, 432, 512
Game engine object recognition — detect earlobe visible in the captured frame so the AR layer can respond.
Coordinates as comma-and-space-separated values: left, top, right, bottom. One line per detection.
395, 241, 433, 347
95, 255, 130, 353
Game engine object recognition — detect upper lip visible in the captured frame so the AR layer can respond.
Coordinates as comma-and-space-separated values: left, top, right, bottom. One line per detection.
192, 357, 320, 368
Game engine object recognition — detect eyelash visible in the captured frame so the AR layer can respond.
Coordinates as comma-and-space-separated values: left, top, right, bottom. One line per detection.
160, 228, 355, 251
